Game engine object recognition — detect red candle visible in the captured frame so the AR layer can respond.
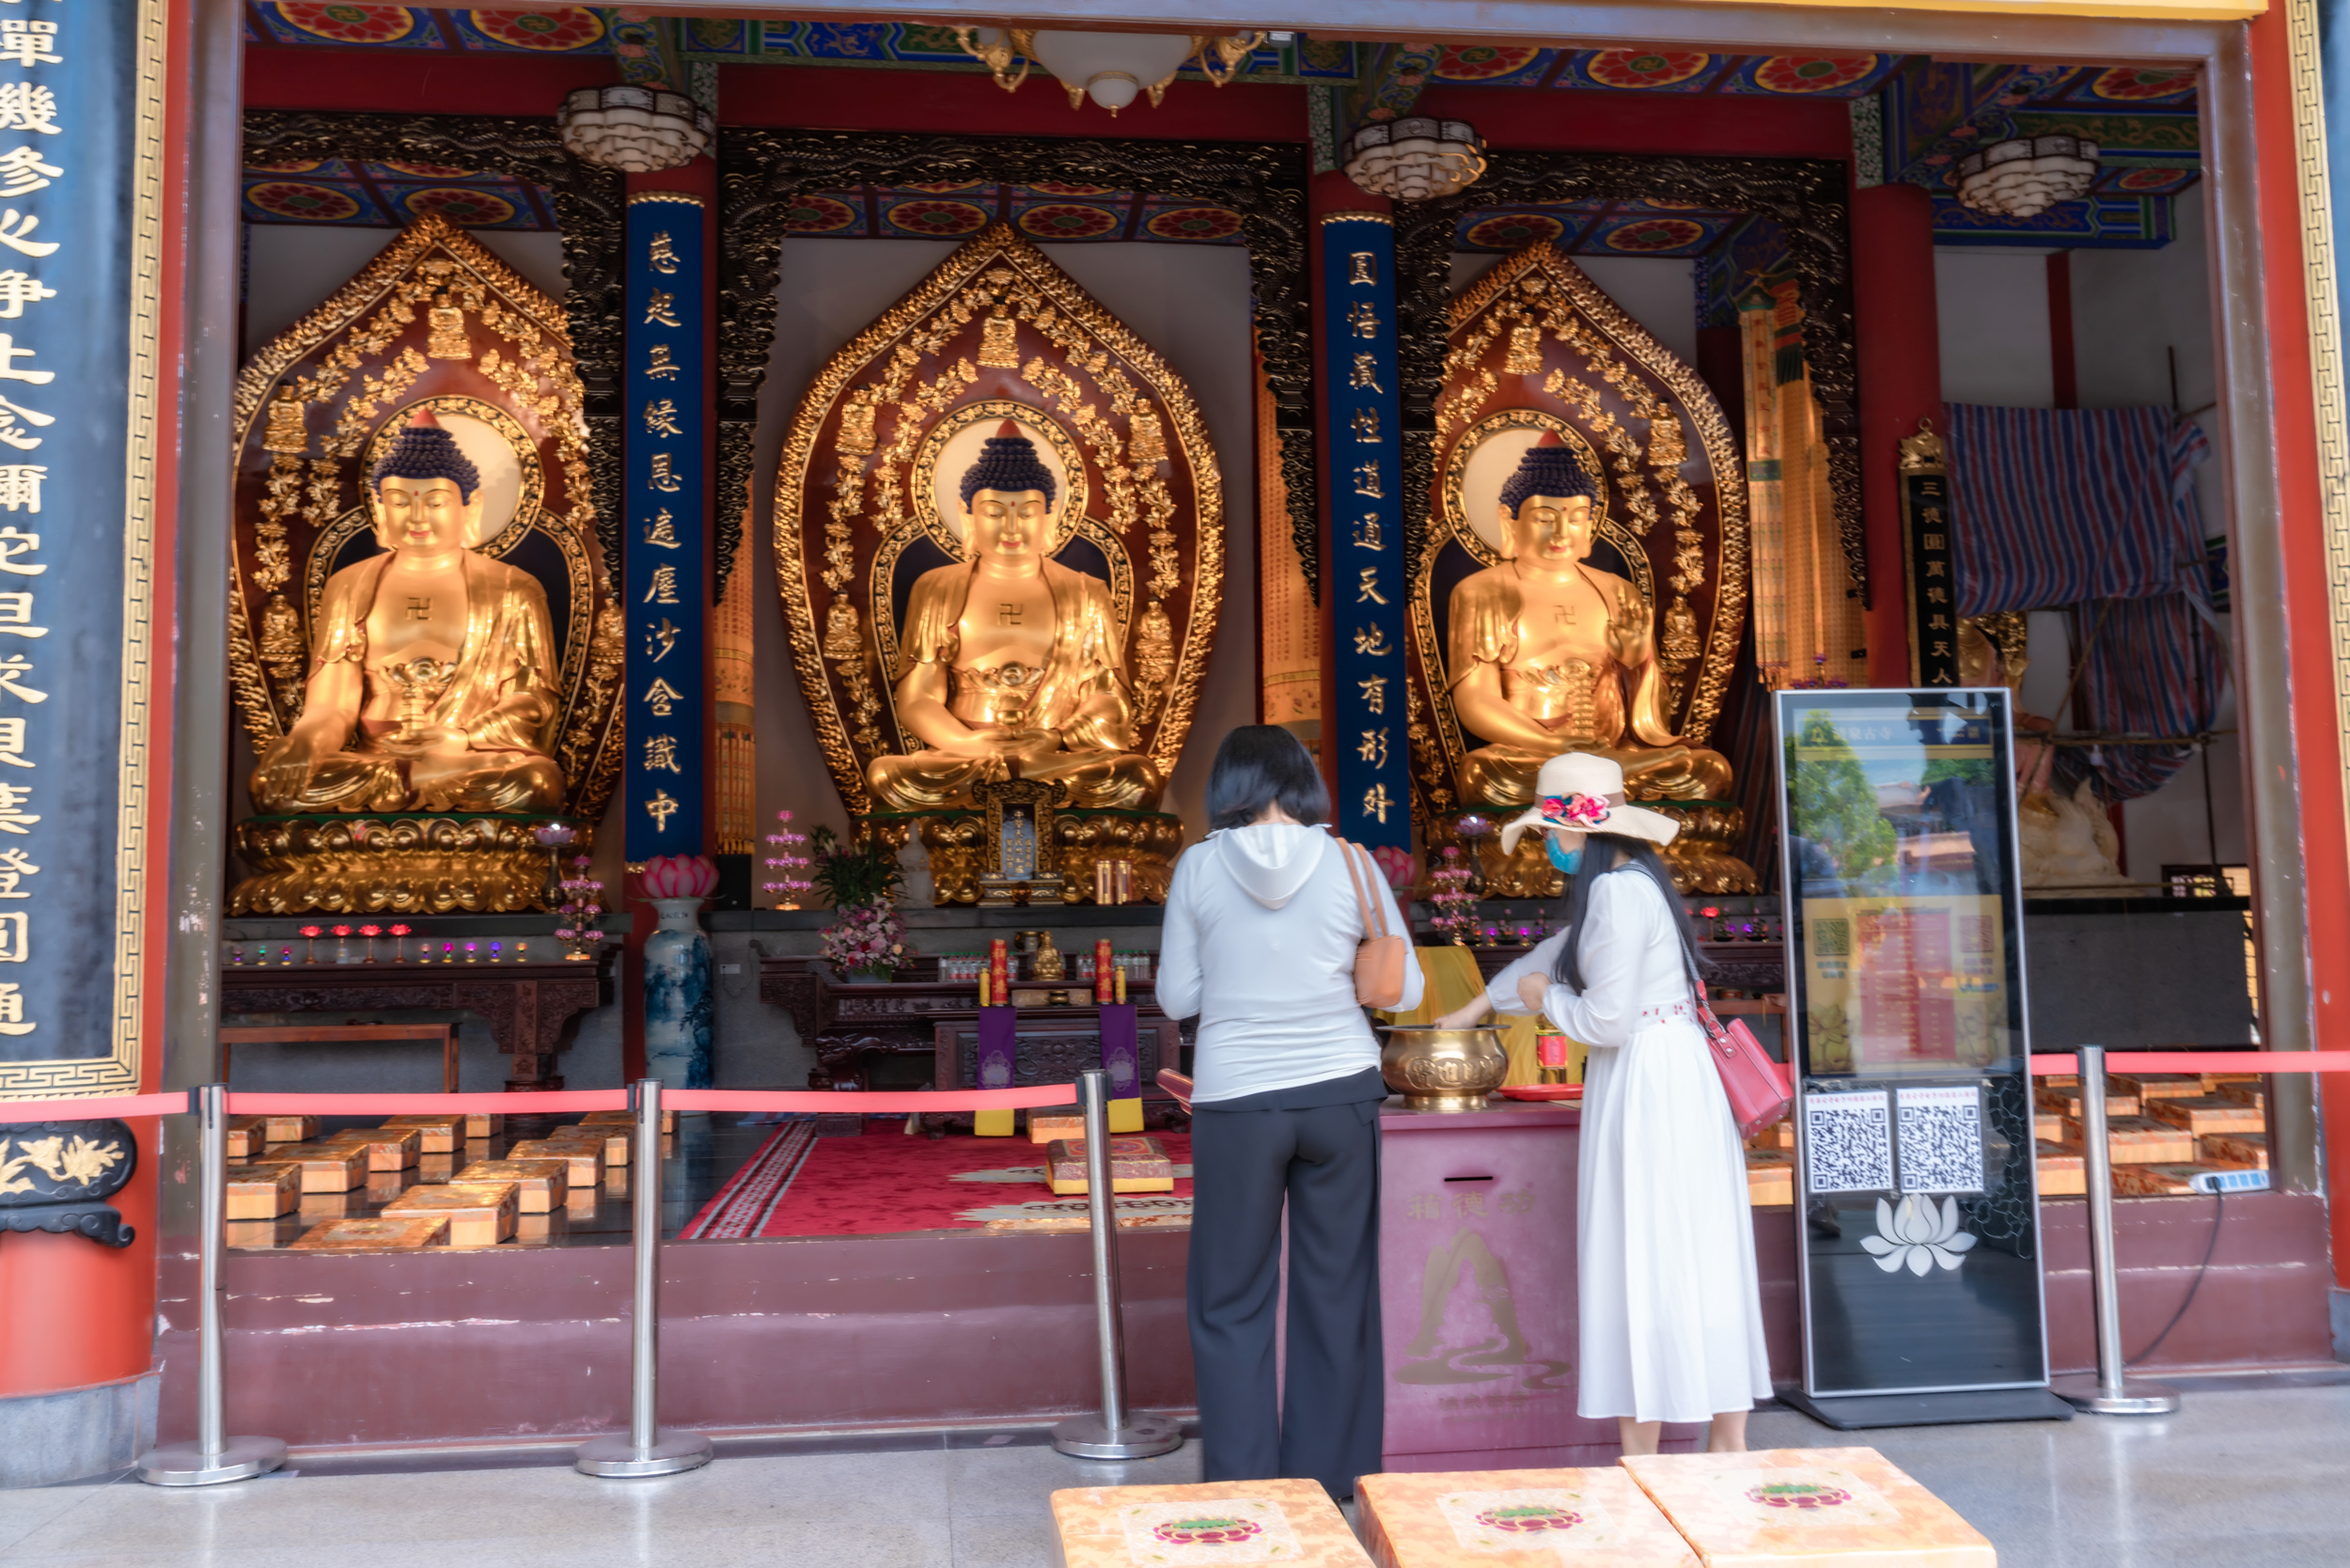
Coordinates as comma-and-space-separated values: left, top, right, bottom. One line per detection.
1094, 939, 1113, 1005
989, 938, 1009, 1001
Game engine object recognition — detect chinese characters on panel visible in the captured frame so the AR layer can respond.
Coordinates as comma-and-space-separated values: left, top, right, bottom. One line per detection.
1324, 216, 1411, 848
623, 196, 706, 860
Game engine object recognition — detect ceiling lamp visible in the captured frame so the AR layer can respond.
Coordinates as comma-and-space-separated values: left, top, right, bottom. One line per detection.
1954, 133, 2100, 219
1344, 118, 1487, 201
557, 84, 714, 173
954, 28, 1267, 114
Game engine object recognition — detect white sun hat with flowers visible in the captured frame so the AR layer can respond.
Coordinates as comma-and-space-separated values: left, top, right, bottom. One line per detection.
1496, 752, 1682, 855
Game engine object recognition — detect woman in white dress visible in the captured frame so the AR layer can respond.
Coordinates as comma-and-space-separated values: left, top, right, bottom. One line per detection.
1435, 753, 1769, 1455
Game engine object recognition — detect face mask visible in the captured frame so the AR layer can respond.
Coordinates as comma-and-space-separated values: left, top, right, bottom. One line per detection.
1545, 835, 1582, 875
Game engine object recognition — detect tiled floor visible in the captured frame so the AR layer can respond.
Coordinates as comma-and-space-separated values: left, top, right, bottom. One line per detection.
7, 1384, 2349, 1565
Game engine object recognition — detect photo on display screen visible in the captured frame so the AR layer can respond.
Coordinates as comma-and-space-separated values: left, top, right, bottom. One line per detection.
1773, 688, 2047, 1402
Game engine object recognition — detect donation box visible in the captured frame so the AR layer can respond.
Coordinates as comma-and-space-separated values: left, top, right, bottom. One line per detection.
1773, 688, 2050, 1405
1379, 1102, 1633, 1470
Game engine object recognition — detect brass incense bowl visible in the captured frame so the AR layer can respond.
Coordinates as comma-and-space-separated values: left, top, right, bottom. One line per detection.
1379, 1026, 1509, 1112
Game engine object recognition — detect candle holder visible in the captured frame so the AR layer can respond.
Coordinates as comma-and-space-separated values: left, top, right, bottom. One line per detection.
389, 923, 411, 963
762, 808, 814, 911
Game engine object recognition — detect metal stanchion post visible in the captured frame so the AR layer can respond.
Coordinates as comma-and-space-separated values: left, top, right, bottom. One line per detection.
1053, 1068, 1182, 1460
2051, 1045, 2180, 1415
137, 1084, 287, 1486
575, 1079, 713, 1477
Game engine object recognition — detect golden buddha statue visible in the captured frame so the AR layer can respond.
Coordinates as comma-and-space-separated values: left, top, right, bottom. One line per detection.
1448, 431, 1731, 804
867, 421, 1162, 811
250, 408, 564, 815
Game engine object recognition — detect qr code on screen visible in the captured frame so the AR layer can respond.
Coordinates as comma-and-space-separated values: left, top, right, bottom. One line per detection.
1804, 1091, 1892, 1194
1810, 917, 1851, 957
1896, 1086, 1985, 1194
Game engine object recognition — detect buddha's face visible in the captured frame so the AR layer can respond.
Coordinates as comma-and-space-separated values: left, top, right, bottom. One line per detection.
967, 487, 1056, 569
372, 475, 481, 555
1501, 493, 1593, 567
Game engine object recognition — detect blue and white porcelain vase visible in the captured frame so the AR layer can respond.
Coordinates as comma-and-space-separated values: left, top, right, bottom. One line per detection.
643, 896, 713, 1105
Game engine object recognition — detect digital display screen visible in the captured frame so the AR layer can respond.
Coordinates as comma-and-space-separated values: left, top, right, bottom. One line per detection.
1774, 689, 2046, 1398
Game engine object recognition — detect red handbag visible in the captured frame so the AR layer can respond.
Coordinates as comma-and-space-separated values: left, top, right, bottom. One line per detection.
1695, 980, 1793, 1140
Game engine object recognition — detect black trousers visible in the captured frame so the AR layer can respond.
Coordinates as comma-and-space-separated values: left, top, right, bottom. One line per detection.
1185, 1068, 1385, 1500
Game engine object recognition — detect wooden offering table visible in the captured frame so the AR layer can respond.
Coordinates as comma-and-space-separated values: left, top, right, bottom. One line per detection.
221, 955, 615, 1090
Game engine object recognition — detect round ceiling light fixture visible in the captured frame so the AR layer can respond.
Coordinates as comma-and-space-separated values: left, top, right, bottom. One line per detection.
1954, 133, 2100, 219
557, 84, 715, 173
954, 27, 1266, 115
1344, 118, 1488, 202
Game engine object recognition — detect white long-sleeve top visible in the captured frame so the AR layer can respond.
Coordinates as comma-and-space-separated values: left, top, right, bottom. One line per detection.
1486, 868, 1695, 1043
1157, 823, 1425, 1104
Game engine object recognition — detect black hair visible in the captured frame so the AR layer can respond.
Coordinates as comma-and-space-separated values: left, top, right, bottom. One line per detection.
1498, 441, 1598, 515
1546, 832, 1714, 996
959, 427, 1058, 509
369, 420, 481, 502
1205, 725, 1331, 832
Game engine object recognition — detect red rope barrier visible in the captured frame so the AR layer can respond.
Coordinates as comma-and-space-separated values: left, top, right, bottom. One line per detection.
2029, 1051, 2350, 1076
0, 1091, 188, 1124
227, 1090, 628, 1115
666, 1085, 1081, 1114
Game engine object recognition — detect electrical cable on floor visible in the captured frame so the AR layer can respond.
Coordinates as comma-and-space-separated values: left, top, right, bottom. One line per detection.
2124, 1189, 2223, 1367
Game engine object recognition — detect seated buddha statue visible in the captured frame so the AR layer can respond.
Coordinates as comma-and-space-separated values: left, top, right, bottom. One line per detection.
250, 408, 565, 815
1448, 431, 1731, 805
867, 421, 1162, 811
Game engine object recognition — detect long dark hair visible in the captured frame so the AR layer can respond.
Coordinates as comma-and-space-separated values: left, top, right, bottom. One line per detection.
1546, 833, 1714, 996
1205, 725, 1331, 831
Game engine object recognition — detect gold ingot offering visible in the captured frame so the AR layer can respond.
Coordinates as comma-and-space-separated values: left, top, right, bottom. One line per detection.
1379, 1026, 1510, 1113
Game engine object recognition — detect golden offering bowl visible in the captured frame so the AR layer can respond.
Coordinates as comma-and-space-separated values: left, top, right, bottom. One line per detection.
1378, 1026, 1509, 1112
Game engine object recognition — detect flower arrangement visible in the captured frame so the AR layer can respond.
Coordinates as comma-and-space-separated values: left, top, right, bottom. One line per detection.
1370, 844, 1416, 890
822, 900, 908, 982
762, 809, 815, 910
1429, 846, 1477, 945
554, 855, 607, 962
1538, 792, 1612, 829
809, 825, 907, 981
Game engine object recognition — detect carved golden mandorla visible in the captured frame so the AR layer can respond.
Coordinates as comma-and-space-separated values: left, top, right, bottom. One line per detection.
227, 217, 621, 843
773, 224, 1223, 816
1416, 243, 1747, 786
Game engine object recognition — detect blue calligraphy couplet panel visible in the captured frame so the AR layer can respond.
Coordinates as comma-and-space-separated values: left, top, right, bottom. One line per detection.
1323, 214, 1410, 850
1774, 688, 2047, 1399
623, 194, 706, 862
0, 3, 161, 1093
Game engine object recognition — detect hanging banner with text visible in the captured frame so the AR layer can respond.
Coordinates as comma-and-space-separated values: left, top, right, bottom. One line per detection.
0, 2, 163, 1096
1899, 426, 1961, 688
623, 192, 706, 862
1322, 212, 1410, 850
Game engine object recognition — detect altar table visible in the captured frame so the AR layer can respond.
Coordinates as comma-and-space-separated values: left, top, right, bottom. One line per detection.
221, 957, 615, 1090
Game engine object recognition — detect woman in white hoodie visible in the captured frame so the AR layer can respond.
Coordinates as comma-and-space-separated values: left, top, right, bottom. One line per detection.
1158, 725, 1424, 1501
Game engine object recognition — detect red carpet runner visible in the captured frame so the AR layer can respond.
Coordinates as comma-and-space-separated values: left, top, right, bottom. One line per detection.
680, 1125, 1193, 1240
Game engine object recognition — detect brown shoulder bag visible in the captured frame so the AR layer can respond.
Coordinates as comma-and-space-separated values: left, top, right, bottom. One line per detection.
1337, 838, 1411, 1010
